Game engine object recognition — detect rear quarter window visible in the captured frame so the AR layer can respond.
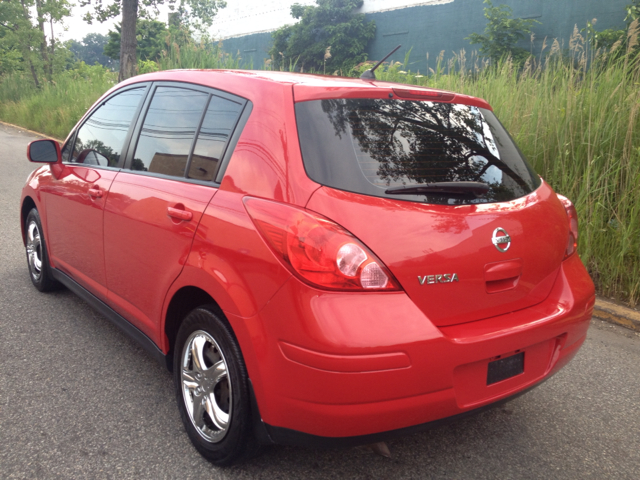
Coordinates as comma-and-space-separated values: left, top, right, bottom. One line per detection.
187, 95, 244, 182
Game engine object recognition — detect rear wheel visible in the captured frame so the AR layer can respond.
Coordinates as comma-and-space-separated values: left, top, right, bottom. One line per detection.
25, 208, 60, 292
174, 306, 259, 466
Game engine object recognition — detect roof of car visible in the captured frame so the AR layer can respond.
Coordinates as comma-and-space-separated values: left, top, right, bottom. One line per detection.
117, 69, 492, 110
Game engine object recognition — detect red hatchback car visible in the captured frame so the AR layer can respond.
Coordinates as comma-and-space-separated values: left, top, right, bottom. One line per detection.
21, 70, 595, 465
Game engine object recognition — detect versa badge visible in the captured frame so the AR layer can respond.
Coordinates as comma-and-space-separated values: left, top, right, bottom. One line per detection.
418, 273, 459, 285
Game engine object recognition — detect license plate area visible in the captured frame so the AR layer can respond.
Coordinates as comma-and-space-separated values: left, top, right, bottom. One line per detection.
487, 352, 524, 385
454, 339, 557, 408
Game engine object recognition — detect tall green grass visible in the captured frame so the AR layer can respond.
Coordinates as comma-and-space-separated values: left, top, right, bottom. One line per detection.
1, 30, 638, 305
0, 63, 116, 140
157, 40, 247, 70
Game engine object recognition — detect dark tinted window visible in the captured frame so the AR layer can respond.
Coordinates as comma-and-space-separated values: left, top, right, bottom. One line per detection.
296, 99, 541, 204
187, 95, 243, 181
70, 88, 144, 167
61, 138, 73, 163
131, 86, 208, 177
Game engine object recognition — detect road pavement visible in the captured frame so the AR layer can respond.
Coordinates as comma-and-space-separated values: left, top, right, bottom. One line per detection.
1, 123, 639, 479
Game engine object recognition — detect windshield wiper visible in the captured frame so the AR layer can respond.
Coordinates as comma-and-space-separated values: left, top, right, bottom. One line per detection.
385, 181, 490, 198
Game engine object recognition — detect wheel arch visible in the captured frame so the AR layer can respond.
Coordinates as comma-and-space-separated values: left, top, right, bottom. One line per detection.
20, 196, 37, 245
163, 282, 253, 373
164, 286, 220, 370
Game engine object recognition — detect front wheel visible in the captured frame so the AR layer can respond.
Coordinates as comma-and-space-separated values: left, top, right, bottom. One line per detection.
173, 306, 259, 466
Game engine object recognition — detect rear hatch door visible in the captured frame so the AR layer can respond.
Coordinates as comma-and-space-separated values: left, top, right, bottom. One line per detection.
296, 94, 568, 326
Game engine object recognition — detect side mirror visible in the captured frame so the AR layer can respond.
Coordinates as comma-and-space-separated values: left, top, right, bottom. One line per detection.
27, 139, 61, 163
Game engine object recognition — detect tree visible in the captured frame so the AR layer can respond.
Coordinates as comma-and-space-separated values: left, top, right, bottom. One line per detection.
0, 0, 72, 85
81, 0, 226, 82
67, 33, 117, 68
0, 39, 23, 77
269, 0, 375, 73
104, 19, 169, 62
0, 2, 25, 77
467, 0, 539, 65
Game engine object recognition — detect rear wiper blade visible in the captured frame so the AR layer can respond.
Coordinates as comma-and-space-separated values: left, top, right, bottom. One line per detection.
385, 181, 490, 198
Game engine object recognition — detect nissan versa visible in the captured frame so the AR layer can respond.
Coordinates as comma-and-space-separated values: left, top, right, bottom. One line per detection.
21, 70, 595, 465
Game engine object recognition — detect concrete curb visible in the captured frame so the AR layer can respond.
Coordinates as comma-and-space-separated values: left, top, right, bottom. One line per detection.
593, 297, 640, 332
0, 119, 64, 143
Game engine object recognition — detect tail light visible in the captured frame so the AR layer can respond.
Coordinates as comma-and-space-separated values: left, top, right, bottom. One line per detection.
243, 197, 401, 291
557, 194, 578, 258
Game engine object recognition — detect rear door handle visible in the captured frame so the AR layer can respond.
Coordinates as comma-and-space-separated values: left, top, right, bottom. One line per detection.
167, 206, 193, 221
88, 187, 103, 198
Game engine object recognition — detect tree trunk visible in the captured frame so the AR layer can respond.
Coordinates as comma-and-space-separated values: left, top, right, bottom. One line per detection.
119, 0, 138, 82
34, 0, 51, 81
49, 18, 55, 79
28, 60, 41, 89
19, 0, 40, 88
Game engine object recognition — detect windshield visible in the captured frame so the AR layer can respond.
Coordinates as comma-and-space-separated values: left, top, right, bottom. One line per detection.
295, 98, 540, 204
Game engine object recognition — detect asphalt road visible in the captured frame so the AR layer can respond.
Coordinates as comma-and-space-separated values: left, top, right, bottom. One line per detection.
1, 123, 639, 479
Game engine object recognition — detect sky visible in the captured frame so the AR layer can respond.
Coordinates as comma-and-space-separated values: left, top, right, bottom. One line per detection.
58, 1, 452, 43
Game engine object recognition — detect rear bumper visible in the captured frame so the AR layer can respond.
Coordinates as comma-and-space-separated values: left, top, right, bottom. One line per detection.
261, 377, 549, 448
229, 254, 595, 441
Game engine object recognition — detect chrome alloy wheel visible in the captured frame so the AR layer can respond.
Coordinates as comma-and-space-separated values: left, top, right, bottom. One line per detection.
181, 330, 232, 443
26, 220, 43, 280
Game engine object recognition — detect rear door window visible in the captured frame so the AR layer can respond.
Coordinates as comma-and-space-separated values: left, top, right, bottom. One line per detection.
131, 86, 208, 177
128, 85, 245, 182
295, 99, 541, 204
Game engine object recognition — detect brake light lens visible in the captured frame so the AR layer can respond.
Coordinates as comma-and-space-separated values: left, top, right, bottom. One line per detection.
243, 197, 401, 291
557, 194, 578, 258
392, 88, 455, 101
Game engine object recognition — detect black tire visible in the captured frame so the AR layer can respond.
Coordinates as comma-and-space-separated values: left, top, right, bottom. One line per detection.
25, 208, 61, 292
173, 306, 259, 466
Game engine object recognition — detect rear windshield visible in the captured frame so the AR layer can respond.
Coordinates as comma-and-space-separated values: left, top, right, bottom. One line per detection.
295, 98, 541, 204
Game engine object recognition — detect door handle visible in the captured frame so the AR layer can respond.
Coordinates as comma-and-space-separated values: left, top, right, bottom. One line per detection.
88, 187, 103, 198
168, 206, 193, 221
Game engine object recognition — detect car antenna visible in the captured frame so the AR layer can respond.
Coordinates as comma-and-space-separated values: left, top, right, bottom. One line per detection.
360, 45, 402, 80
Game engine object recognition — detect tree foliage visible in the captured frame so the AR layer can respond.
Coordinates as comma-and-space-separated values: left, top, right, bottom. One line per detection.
81, 0, 225, 81
269, 0, 375, 73
582, 1, 639, 55
467, 0, 538, 65
0, 0, 72, 84
626, 0, 640, 24
67, 33, 117, 68
104, 20, 171, 61
81, 0, 227, 33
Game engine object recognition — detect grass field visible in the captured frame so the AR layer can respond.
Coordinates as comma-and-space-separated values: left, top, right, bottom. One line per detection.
1, 32, 638, 305
0, 63, 117, 141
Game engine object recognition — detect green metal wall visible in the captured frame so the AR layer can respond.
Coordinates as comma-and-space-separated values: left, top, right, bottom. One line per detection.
221, 0, 630, 72
220, 32, 274, 69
